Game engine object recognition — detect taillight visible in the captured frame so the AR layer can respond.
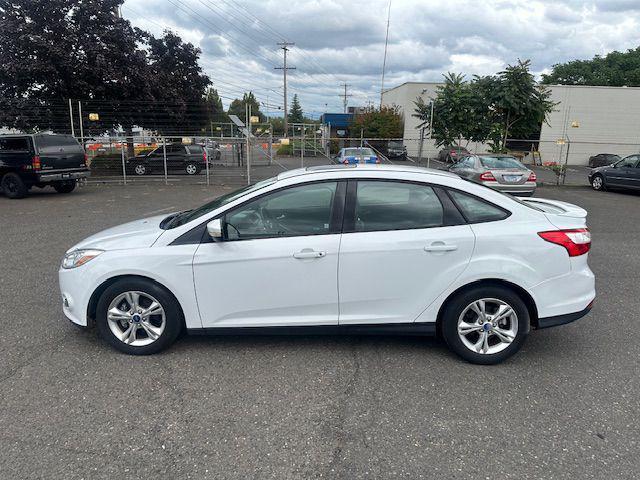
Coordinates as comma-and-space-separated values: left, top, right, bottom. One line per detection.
342, 159, 349, 164
84, 153, 88, 165
528, 172, 537, 182
479, 171, 496, 181
538, 228, 591, 257
203, 150, 207, 162
32, 155, 41, 170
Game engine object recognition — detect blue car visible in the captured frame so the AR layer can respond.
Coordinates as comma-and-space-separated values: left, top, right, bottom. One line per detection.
334, 147, 380, 164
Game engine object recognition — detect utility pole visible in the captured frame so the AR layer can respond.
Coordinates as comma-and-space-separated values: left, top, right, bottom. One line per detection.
340, 82, 353, 113
275, 42, 295, 137
380, 0, 392, 107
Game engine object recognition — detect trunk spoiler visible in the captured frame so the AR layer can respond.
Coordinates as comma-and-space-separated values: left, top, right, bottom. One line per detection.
520, 197, 587, 219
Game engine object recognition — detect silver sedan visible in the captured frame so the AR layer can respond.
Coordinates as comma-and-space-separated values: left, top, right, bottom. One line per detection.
448, 154, 537, 196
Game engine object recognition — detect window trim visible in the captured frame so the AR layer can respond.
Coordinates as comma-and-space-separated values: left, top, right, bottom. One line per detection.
444, 187, 512, 224
342, 178, 463, 234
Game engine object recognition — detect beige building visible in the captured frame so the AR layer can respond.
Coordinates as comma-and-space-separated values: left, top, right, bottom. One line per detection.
381, 82, 640, 165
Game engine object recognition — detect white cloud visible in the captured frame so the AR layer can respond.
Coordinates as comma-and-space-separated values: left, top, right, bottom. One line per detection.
121, 0, 640, 115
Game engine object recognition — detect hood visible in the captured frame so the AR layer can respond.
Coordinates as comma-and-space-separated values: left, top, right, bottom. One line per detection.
590, 165, 612, 173
69, 214, 169, 252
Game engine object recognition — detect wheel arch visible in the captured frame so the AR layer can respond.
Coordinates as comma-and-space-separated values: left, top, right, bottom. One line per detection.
87, 274, 186, 328
435, 278, 540, 335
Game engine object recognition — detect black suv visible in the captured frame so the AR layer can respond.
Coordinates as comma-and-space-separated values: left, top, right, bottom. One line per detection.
127, 144, 208, 175
0, 134, 89, 199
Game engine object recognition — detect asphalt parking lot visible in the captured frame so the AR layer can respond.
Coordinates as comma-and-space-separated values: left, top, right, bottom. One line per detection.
1, 182, 639, 479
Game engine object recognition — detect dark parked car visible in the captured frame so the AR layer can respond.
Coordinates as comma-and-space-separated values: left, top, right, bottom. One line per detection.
589, 154, 640, 192
0, 134, 89, 199
438, 145, 470, 163
588, 153, 620, 168
127, 143, 208, 175
386, 141, 407, 160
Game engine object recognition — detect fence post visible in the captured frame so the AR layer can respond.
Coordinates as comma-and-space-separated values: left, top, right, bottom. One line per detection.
68, 99, 75, 136
269, 126, 273, 166
162, 137, 168, 186
205, 137, 211, 186
301, 125, 305, 168
246, 104, 251, 185
78, 101, 84, 144
120, 141, 127, 185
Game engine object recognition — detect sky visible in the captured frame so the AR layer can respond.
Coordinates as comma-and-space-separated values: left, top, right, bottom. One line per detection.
121, 0, 640, 119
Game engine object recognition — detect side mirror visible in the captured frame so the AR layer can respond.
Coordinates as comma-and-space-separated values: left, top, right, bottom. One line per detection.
207, 218, 223, 240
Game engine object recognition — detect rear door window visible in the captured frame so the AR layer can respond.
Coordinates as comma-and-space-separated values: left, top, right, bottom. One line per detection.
354, 181, 444, 232
35, 135, 83, 154
448, 190, 510, 223
186, 145, 203, 154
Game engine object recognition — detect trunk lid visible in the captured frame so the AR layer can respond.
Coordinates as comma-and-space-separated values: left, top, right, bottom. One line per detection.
491, 169, 529, 185
34, 134, 86, 170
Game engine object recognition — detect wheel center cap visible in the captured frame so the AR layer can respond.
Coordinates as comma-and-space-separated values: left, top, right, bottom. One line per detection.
132, 314, 142, 323
482, 322, 493, 332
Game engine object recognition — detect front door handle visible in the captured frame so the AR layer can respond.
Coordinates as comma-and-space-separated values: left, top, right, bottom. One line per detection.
424, 242, 458, 252
293, 249, 326, 259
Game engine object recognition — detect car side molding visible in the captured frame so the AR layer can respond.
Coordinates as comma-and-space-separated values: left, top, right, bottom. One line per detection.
187, 322, 437, 337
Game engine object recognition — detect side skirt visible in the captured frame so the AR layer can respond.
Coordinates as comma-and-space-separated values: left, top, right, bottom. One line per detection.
187, 323, 437, 337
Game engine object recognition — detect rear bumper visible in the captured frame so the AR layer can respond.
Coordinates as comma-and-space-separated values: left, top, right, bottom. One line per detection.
37, 169, 90, 182
537, 301, 593, 329
483, 181, 536, 196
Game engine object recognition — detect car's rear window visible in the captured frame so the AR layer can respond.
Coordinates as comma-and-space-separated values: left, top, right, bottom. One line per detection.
0, 137, 30, 152
345, 148, 374, 156
35, 135, 83, 154
186, 145, 203, 154
479, 156, 525, 169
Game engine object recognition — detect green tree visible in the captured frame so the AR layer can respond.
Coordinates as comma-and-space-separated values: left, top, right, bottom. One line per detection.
493, 60, 555, 149
352, 105, 403, 138
542, 47, 640, 86
288, 94, 304, 124
413, 73, 474, 147
0, 0, 211, 151
227, 92, 265, 123
202, 87, 227, 131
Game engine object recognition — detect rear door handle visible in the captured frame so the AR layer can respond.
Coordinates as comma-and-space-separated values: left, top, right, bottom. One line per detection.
293, 249, 326, 259
424, 242, 458, 252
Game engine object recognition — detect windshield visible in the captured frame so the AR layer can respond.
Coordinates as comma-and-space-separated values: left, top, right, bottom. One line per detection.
479, 156, 525, 169
164, 177, 277, 229
345, 148, 374, 156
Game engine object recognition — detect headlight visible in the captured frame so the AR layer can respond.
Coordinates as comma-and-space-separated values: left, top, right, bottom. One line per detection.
62, 249, 104, 269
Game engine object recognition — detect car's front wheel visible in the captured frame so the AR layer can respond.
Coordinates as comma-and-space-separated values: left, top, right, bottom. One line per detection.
133, 163, 148, 175
96, 278, 183, 355
591, 174, 605, 191
441, 286, 530, 365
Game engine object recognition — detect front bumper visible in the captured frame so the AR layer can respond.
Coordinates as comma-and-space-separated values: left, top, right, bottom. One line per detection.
59, 265, 96, 327
37, 169, 90, 182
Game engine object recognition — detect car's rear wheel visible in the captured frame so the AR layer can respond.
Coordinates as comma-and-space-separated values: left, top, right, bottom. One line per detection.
134, 163, 148, 175
53, 180, 76, 194
1, 173, 29, 199
185, 162, 200, 175
441, 286, 530, 365
96, 278, 183, 355
591, 174, 605, 191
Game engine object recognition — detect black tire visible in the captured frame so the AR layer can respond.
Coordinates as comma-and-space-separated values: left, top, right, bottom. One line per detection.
53, 180, 76, 194
591, 173, 605, 191
133, 163, 148, 175
441, 285, 530, 365
96, 278, 183, 355
185, 162, 201, 175
1, 172, 29, 199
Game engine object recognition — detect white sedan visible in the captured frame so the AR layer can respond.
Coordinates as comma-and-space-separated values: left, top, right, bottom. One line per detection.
59, 164, 595, 364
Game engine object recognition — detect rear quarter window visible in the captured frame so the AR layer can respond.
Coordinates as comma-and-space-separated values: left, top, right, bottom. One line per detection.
0, 137, 30, 152
448, 190, 510, 223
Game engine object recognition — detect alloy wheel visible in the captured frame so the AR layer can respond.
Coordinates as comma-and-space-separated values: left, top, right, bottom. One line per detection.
186, 164, 197, 175
134, 164, 146, 175
592, 176, 603, 190
457, 298, 518, 355
107, 291, 166, 347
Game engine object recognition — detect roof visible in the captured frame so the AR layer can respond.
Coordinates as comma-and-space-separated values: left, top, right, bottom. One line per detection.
277, 163, 457, 181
